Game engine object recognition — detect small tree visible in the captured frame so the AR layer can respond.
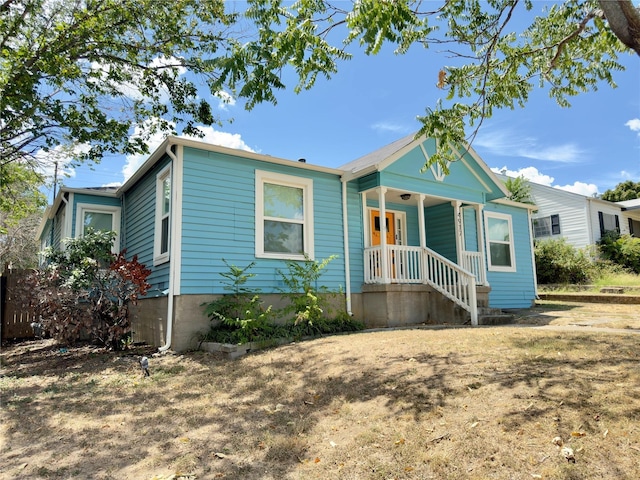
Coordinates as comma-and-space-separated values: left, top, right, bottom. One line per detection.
277, 255, 339, 329
504, 175, 534, 204
24, 229, 151, 349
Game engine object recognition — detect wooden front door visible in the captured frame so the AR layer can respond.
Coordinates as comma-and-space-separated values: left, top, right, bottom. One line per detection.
371, 210, 395, 246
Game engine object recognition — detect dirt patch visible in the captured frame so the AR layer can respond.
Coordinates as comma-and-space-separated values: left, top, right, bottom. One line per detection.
1, 302, 639, 479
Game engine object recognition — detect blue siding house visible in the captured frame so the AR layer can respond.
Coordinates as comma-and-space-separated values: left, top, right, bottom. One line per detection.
37, 133, 537, 351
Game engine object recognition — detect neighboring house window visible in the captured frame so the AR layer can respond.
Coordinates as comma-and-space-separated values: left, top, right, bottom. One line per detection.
255, 170, 314, 260
630, 218, 640, 237
484, 212, 516, 272
154, 165, 171, 265
75, 203, 121, 252
598, 211, 619, 236
533, 214, 561, 238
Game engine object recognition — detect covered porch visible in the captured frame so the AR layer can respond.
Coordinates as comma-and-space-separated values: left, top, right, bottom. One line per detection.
360, 186, 489, 326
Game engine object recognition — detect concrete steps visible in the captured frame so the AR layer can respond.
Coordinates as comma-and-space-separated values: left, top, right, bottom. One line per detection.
477, 307, 514, 326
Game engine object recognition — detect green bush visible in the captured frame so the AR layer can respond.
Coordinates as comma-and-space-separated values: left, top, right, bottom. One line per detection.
200, 257, 363, 346
534, 238, 593, 284
597, 232, 640, 274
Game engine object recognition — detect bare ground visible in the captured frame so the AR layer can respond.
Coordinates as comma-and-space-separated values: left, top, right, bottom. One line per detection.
1, 301, 639, 480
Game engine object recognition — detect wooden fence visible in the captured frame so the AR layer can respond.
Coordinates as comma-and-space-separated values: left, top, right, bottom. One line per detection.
1, 267, 37, 340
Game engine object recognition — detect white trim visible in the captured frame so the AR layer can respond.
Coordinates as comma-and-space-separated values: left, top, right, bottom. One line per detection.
255, 170, 315, 260
74, 202, 121, 252
484, 211, 516, 273
153, 164, 172, 266
366, 206, 407, 247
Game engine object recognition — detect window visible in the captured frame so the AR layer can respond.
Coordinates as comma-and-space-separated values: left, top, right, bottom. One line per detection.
154, 165, 171, 265
630, 218, 640, 237
484, 212, 516, 272
256, 170, 314, 260
533, 214, 560, 238
75, 203, 121, 252
598, 211, 619, 237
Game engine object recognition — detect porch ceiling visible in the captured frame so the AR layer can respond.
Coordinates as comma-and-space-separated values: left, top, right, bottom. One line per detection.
363, 189, 449, 207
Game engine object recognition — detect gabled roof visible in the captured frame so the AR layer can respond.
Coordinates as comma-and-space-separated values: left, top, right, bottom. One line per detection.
339, 132, 509, 199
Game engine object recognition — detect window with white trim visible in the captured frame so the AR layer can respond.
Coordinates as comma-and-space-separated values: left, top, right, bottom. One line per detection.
533, 214, 560, 238
484, 211, 516, 272
154, 165, 171, 265
598, 211, 619, 236
255, 170, 314, 260
75, 203, 121, 252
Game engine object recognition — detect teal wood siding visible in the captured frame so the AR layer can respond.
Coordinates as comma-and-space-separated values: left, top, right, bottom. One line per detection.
345, 181, 364, 293
483, 203, 536, 308
424, 203, 457, 262
123, 157, 171, 296
382, 139, 499, 203
71, 193, 120, 237
179, 147, 346, 295
463, 207, 479, 251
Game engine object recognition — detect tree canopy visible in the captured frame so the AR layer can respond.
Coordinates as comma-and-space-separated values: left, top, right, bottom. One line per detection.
504, 175, 535, 204
601, 180, 640, 201
1, 0, 638, 186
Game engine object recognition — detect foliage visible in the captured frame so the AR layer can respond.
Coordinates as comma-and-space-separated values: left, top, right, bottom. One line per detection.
601, 180, 640, 202
277, 254, 338, 327
597, 231, 640, 274
504, 175, 534, 204
23, 229, 151, 349
226, 0, 635, 173
201, 260, 274, 344
201, 255, 360, 345
534, 238, 594, 284
0, 162, 47, 235
0, 210, 43, 269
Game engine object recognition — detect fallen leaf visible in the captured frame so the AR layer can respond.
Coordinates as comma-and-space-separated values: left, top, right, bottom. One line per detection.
470, 422, 479, 429
395, 438, 405, 445
405, 466, 414, 472
571, 431, 586, 437
179, 437, 190, 443
257, 441, 266, 450
214, 452, 227, 459
314, 457, 321, 463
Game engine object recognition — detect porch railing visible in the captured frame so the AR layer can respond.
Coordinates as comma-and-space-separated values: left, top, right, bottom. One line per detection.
460, 250, 486, 286
364, 245, 478, 326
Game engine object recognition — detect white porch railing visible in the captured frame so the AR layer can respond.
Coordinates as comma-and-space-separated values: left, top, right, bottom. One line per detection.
364, 245, 478, 326
461, 250, 487, 286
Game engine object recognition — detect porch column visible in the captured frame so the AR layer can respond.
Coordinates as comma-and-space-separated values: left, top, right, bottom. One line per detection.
378, 187, 389, 282
452, 200, 463, 265
418, 194, 426, 249
475, 204, 488, 286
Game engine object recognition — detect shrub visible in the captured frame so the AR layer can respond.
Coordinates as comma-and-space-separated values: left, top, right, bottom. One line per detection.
24, 229, 151, 349
201, 260, 274, 344
597, 232, 640, 274
534, 238, 593, 284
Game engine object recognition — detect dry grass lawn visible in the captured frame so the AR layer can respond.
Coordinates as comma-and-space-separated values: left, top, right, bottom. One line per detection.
1, 301, 639, 479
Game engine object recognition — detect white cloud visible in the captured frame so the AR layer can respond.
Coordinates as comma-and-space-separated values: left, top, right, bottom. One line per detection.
554, 182, 599, 197
476, 129, 583, 163
122, 122, 255, 182
371, 121, 412, 134
215, 91, 236, 110
491, 166, 554, 186
35, 143, 92, 182
491, 165, 599, 197
625, 118, 640, 134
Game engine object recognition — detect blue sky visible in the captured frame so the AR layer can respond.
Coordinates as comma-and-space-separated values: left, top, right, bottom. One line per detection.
50, 4, 640, 201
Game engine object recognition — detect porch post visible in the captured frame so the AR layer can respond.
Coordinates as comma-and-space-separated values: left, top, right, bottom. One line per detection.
452, 200, 463, 265
378, 187, 389, 282
418, 194, 426, 249
476, 204, 488, 285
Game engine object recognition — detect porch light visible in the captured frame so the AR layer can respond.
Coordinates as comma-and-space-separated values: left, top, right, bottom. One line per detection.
400, 193, 411, 201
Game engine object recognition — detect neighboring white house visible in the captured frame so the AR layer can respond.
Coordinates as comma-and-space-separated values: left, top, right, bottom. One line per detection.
498, 175, 640, 250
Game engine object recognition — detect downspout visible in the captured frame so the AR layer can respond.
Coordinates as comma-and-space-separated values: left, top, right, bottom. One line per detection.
527, 208, 539, 300
340, 177, 353, 315
159, 142, 178, 352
